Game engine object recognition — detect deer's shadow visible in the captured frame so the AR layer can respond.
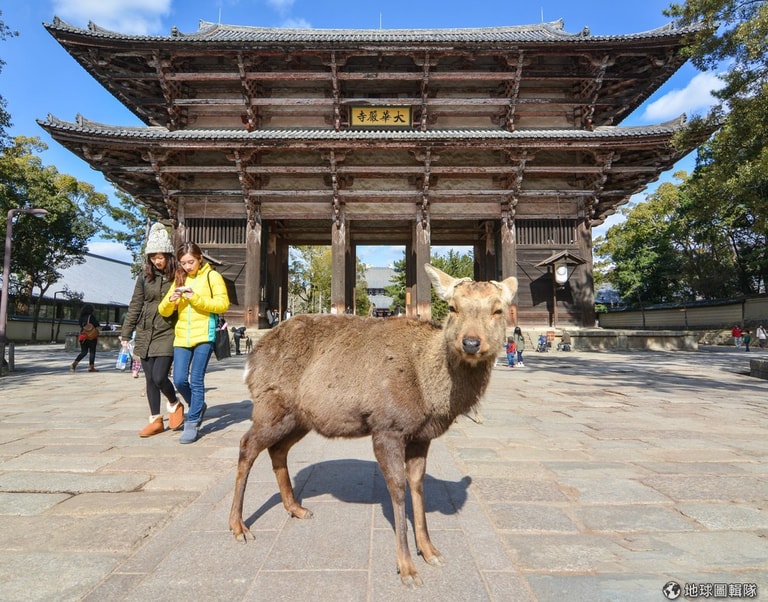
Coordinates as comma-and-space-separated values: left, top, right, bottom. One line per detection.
244, 458, 471, 531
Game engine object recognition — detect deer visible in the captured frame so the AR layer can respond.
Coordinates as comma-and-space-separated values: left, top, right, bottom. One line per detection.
229, 263, 518, 587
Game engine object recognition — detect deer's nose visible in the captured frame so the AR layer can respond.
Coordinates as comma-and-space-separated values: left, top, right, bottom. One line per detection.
462, 337, 481, 354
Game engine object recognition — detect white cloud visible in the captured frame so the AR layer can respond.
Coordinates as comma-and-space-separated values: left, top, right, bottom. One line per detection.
281, 18, 312, 29
52, 0, 171, 34
642, 72, 724, 122
266, 0, 295, 14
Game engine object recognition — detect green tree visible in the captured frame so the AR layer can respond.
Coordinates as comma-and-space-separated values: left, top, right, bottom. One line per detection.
354, 262, 371, 316
288, 246, 370, 314
666, 0, 768, 293
288, 246, 332, 313
99, 189, 149, 273
0, 137, 105, 340
0, 12, 19, 150
385, 249, 474, 321
594, 180, 687, 305
429, 250, 475, 321
384, 256, 407, 311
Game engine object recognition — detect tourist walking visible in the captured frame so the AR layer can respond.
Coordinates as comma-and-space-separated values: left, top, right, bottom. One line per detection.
756, 324, 767, 349
71, 304, 100, 372
731, 325, 743, 348
513, 326, 526, 367
158, 242, 230, 444
743, 330, 751, 352
120, 223, 183, 438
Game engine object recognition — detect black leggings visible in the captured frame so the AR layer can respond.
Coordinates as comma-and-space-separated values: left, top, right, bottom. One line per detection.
140, 356, 177, 416
74, 339, 97, 365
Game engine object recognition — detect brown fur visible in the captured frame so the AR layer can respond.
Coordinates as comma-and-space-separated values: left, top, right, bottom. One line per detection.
229, 264, 518, 587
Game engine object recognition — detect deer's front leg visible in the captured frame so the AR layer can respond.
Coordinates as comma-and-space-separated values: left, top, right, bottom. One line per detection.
406, 440, 445, 566
373, 432, 423, 587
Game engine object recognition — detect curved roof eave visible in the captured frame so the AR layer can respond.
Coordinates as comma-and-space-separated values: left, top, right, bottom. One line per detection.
43, 16, 703, 45
38, 114, 692, 143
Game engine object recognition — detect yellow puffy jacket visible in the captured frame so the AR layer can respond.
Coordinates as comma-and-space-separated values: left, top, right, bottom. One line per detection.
158, 263, 230, 348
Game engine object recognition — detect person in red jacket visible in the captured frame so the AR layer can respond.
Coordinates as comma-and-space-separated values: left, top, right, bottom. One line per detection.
731, 325, 743, 349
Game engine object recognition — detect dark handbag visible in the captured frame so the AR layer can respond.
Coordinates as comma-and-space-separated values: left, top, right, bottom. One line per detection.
213, 328, 231, 360
206, 272, 231, 360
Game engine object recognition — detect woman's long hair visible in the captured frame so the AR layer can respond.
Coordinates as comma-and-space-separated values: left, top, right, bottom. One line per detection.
144, 253, 178, 283
79, 303, 94, 318
174, 242, 204, 287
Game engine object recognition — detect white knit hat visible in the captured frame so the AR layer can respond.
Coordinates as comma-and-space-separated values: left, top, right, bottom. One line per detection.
145, 223, 174, 255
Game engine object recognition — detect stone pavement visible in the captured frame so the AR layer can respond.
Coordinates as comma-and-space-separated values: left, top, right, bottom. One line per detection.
0, 343, 766, 602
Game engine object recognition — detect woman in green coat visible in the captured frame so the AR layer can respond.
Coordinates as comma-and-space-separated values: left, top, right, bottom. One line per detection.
513, 326, 526, 367
120, 224, 182, 438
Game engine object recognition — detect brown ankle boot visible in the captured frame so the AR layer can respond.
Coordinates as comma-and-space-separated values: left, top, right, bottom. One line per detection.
139, 416, 164, 438
70, 361, 78, 372
167, 401, 184, 431
88, 364, 98, 372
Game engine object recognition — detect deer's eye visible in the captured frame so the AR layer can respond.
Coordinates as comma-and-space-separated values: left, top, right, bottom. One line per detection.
448, 305, 456, 313
493, 308, 503, 315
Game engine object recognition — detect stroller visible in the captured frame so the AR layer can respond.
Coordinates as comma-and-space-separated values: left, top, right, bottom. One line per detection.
536, 334, 549, 352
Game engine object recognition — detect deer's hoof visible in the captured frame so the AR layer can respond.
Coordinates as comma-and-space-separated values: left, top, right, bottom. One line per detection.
426, 554, 446, 566
231, 525, 256, 543
400, 573, 424, 588
289, 507, 314, 519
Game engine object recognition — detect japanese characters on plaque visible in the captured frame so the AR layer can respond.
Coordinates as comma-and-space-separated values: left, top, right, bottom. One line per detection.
349, 106, 412, 128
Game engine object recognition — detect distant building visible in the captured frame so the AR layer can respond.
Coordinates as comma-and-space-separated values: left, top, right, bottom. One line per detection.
3, 253, 134, 342
595, 284, 624, 308
364, 267, 396, 317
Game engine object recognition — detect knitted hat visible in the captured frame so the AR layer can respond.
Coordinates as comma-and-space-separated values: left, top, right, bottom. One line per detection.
145, 223, 174, 255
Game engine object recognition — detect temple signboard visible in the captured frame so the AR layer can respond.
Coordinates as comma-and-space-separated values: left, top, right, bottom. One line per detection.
349, 106, 412, 128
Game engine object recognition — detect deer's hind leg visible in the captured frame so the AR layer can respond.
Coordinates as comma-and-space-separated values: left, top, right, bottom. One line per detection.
229, 396, 304, 541
269, 427, 311, 518
229, 423, 268, 542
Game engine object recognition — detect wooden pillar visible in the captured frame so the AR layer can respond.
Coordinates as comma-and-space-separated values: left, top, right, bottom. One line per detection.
264, 225, 280, 319
577, 219, 596, 327
278, 239, 289, 320
331, 216, 349, 314
500, 217, 517, 326
345, 241, 356, 313
410, 220, 431, 320
243, 220, 262, 328
474, 220, 497, 281
404, 240, 414, 317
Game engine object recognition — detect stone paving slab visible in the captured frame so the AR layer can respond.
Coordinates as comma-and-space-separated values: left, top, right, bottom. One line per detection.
0, 343, 767, 601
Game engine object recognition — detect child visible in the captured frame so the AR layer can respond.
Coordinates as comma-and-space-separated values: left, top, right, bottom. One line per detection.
505, 337, 517, 367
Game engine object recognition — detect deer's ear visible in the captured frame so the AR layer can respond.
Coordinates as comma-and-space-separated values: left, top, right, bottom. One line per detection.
490, 277, 519, 305
424, 263, 471, 302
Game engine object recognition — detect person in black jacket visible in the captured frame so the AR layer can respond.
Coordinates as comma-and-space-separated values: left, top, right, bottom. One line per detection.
120, 223, 182, 438
231, 326, 246, 354
71, 303, 100, 372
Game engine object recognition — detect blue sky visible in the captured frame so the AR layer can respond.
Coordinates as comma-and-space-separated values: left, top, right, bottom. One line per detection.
2, 1, 722, 267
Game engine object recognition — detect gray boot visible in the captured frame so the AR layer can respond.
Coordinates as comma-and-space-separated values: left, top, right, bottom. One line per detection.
179, 421, 199, 444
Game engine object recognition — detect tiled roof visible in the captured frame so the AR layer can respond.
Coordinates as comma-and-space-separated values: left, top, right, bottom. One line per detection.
39, 114, 690, 141
32, 253, 134, 307
45, 17, 700, 45
364, 267, 396, 289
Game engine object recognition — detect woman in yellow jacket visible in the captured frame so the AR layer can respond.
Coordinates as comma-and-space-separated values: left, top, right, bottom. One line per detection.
158, 242, 230, 443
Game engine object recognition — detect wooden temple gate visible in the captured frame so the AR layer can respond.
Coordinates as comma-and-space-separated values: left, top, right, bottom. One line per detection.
40, 17, 707, 328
